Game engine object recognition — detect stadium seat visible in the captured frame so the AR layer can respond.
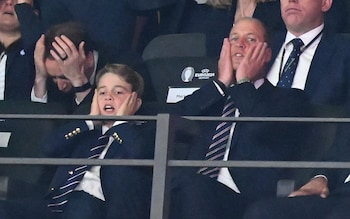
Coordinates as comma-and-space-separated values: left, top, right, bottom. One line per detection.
0, 101, 66, 199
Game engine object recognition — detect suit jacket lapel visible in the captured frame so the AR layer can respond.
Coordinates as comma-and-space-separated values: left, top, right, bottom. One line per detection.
304, 32, 334, 95
267, 32, 286, 72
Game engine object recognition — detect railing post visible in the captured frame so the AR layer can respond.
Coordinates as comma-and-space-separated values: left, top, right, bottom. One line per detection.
150, 114, 174, 219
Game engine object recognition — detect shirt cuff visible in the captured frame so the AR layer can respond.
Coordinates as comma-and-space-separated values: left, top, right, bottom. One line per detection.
85, 120, 94, 130
112, 121, 127, 126
213, 80, 226, 96
31, 87, 48, 103
313, 175, 328, 181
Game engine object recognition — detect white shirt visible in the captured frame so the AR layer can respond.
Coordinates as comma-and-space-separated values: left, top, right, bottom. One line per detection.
0, 52, 7, 100
267, 24, 324, 90
213, 78, 264, 193
75, 120, 125, 201
195, 0, 208, 4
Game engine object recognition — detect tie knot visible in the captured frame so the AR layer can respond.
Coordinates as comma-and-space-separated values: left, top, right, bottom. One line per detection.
290, 38, 304, 51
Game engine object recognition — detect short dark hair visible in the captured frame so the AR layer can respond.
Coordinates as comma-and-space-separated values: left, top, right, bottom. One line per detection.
96, 64, 144, 98
44, 22, 94, 59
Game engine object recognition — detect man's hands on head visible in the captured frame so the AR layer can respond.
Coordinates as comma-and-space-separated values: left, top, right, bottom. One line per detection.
235, 42, 270, 83
218, 38, 234, 87
33, 34, 48, 98
218, 39, 271, 87
50, 35, 89, 87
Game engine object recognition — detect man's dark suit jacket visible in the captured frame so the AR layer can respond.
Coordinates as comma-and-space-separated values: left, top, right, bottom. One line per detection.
0, 119, 155, 219
178, 0, 347, 57
173, 80, 311, 202
42, 120, 155, 217
2, 39, 35, 101
268, 30, 350, 107
179, 1, 284, 57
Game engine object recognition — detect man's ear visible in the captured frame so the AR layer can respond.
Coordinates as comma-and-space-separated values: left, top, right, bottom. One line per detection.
85, 51, 95, 68
322, 0, 333, 13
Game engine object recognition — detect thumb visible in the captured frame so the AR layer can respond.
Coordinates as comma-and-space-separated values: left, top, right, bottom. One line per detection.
319, 188, 329, 198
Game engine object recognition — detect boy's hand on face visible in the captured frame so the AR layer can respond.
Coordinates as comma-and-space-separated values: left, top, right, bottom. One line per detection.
90, 90, 100, 116
90, 90, 102, 126
116, 92, 140, 116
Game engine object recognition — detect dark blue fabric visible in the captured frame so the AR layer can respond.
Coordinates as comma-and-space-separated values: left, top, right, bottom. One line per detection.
277, 38, 304, 88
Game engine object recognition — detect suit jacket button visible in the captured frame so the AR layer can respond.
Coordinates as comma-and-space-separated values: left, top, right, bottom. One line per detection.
68, 171, 73, 175
50, 187, 55, 191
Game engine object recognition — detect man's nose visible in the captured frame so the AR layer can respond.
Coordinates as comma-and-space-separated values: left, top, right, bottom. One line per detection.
4, 0, 14, 5
56, 79, 67, 90
235, 40, 245, 49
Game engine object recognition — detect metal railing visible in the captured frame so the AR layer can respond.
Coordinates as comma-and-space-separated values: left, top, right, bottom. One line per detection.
1, 113, 350, 219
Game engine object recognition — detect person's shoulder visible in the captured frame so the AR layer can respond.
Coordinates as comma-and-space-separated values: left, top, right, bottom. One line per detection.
321, 32, 350, 55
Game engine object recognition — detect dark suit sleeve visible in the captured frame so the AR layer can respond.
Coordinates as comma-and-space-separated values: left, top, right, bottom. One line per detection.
230, 81, 311, 153
105, 122, 155, 160
15, 3, 44, 47
101, 121, 156, 219
325, 0, 348, 33
318, 122, 350, 191
127, 0, 177, 10
169, 81, 226, 116
42, 120, 91, 158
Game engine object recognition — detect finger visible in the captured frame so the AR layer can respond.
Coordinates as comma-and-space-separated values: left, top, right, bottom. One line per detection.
37, 34, 45, 46
90, 89, 100, 115
320, 188, 329, 198
249, 42, 263, 61
256, 42, 268, 62
127, 92, 136, 108
54, 36, 72, 53
34, 34, 44, 53
60, 35, 79, 55
219, 38, 230, 60
129, 93, 139, 114
127, 93, 138, 113
49, 49, 62, 61
287, 191, 300, 197
52, 36, 71, 57
116, 93, 132, 116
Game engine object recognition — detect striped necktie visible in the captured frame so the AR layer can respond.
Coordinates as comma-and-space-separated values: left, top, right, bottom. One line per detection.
277, 38, 304, 88
48, 133, 110, 213
198, 96, 236, 178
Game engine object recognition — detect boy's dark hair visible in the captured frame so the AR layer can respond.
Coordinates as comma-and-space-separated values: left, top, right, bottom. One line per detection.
96, 64, 144, 98
44, 22, 94, 59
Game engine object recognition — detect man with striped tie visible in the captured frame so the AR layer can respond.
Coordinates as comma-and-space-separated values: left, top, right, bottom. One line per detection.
0, 64, 155, 219
169, 17, 312, 219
